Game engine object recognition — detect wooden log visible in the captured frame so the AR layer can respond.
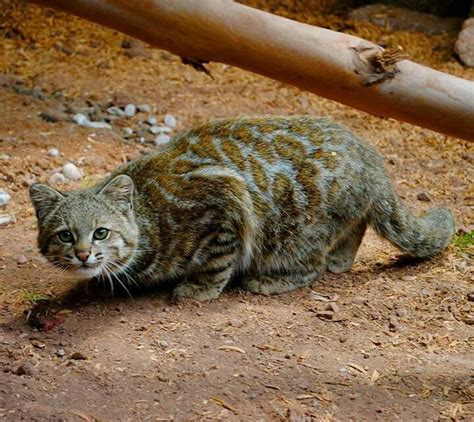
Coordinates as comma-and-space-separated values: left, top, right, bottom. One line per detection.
30, 0, 474, 141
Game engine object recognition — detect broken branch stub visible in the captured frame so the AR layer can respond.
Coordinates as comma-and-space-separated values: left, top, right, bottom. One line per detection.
30, 0, 474, 141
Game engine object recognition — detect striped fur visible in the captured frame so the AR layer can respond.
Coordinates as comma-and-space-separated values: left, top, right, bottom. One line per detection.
30, 116, 455, 300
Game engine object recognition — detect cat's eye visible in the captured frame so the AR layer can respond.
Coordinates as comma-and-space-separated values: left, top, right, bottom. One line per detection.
93, 227, 109, 241
57, 230, 74, 243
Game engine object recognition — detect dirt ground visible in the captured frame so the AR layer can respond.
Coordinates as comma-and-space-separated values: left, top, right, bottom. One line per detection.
0, 1, 473, 421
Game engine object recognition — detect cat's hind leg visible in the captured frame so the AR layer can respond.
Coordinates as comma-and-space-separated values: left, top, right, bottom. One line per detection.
326, 222, 366, 274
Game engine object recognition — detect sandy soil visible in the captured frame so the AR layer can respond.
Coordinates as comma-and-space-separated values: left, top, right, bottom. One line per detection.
0, 1, 473, 420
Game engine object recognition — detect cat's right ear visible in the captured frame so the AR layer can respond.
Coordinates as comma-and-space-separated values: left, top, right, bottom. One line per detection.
29, 184, 64, 220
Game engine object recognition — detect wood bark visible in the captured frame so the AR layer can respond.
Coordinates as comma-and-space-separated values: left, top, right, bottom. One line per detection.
30, 0, 474, 141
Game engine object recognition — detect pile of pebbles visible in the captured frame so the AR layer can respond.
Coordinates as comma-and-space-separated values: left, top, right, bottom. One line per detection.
41, 99, 178, 148
0, 188, 12, 227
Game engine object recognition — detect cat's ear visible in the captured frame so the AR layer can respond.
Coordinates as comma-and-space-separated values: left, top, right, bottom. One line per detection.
98, 175, 134, 212
29, 183, 64, 220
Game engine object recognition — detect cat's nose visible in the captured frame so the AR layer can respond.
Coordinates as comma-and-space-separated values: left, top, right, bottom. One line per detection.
76, 251, 90, 262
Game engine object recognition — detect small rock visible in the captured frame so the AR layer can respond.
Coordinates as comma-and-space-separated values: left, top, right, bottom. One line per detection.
228, 319, 244, 328
137, 104, 151, 113
145, 116, 157, 125
389, 316, 399, 332
123, 127, 134, 137
456, 18, 474, 67
73, 113, 111, 129
124, 104, 136, 117
154, 134, 171, 147
414, 366, 423, 374
417, 192, 431, 202
467, 292, 474, 302
107, 106, 125, 117
164, 114, 177, 128
73, 113, 89, 126
86, 121, 112, 129
47, 148, 60, 157
40, 109, 70, 123
16, 255, 28, 265
0, 215, 13, 226
56, 349, 65, 357
158, 340, 169, 348
149, 126, 163, 135
62, 163, 82, 181
70, 351, 88, 360
0, 190, 10, 207
49, 172, 66, 185
150, 126, 171, 134
15, 362, 34, 376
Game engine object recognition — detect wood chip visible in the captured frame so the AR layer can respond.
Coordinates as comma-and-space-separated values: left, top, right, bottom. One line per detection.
347, 363, 367, 374
210, 396, 236, 413
369, 369, 380, 386
218, 345, 245, 354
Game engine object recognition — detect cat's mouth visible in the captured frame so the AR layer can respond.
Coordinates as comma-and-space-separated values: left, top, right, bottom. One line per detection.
74, 264, 104, 280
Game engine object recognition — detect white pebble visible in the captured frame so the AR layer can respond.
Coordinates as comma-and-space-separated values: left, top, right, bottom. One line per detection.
86, 121, 112, 129
164, 114, 177, 128
73, 113, 111, 129
49, 172, 67, 185
153, 126, 171, 134
124, 104, 136, 117
0, 190, 10, 207
149, 126, 162, 135
145, 116, 157, 125
73, 113, 89, 126
62, 163, 82, 181
0, 215, 12, 226
47, 148, 60, 157
123, 127, 134, 137
107, 106, 125, 117
137, 104, 151, 113
154, 134, 171, 147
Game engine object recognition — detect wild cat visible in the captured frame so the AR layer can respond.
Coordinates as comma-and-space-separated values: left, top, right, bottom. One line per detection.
29, 116, 455, 300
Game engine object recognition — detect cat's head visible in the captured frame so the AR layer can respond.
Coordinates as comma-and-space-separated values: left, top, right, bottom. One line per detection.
29, 174, 139, 280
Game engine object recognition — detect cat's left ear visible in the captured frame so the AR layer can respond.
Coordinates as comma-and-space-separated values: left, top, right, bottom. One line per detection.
29, 183, 65, 220
98, 174, 134, 212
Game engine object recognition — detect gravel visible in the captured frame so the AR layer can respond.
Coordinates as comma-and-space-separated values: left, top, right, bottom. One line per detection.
164, 114, 177, 128
154, 134, 171, 147
123, 127, 134, 137
124, 104, 136, 117
137, 104, 151, 113
0, 190, 11, 207
0, 215, 13, 226
49, 172, 66, 185
62, 163, 82, 181
47, 148, 60, 157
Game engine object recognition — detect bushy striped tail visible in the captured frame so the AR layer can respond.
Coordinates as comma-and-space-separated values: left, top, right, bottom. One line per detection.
369, 189, 455, 258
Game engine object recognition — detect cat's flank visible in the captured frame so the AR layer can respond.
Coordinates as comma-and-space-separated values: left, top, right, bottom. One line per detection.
30, 116, 455, 300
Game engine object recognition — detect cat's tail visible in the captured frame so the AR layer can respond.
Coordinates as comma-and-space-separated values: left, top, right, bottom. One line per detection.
369, 186, 455, 258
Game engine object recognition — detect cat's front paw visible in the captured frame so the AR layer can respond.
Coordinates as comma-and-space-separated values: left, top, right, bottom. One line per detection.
173, 282, 222, 301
